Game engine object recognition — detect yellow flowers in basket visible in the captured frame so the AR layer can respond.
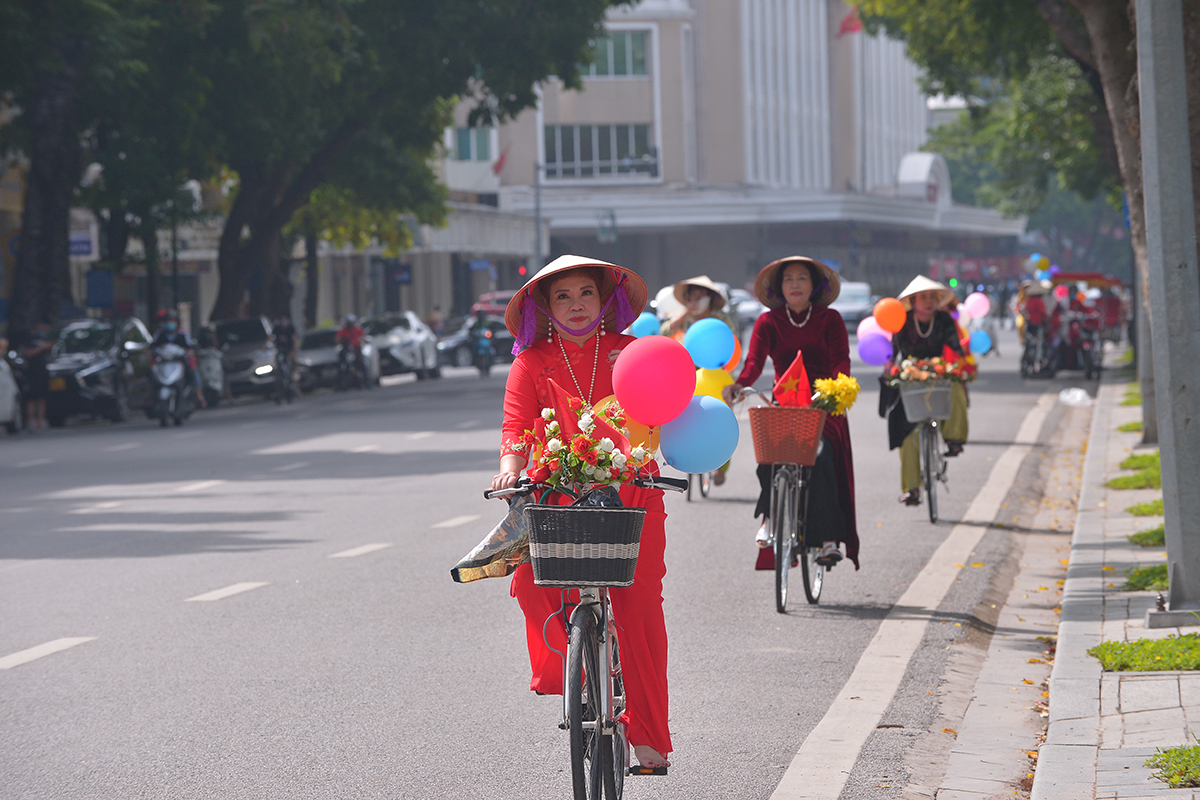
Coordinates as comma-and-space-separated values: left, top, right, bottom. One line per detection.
809, 373, 860, 416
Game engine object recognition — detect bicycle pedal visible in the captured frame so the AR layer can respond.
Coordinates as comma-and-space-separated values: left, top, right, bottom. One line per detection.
627, 765, 668, 776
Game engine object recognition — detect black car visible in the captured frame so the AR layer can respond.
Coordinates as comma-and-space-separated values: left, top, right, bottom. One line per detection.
437, 315, 516, 367
45, 318, 153, 427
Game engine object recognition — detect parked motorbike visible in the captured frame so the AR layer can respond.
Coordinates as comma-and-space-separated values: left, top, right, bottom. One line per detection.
472, 327, 495, 378
336, 343, 368, 391
197, 345, 224, 408
1020, 325, 1054, 378
148, 343, 195, 427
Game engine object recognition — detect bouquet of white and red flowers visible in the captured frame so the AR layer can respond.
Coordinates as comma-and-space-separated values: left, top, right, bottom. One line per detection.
885, 354, 977, 386
513, 384, 654, 493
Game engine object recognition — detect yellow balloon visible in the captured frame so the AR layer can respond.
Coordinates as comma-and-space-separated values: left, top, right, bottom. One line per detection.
694, 368, 734, 401
1037, 256, 1051, 271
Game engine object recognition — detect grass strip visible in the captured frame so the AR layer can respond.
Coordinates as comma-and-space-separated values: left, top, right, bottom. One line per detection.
1089, 632, 1200, 671
1128, 525, 1166, 547
1107, 451, 1162, 490
1126, 499, 1164, 516
1125, 563, 1168, 591
1118, 420, 1143, 433
1121, 383, 1143, 406
1147, 745, 1200, 789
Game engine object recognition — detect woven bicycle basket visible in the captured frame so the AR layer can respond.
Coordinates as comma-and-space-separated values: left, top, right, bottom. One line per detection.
899, 381, 953, 422
523, 505, 647, 587
748, 406, 827, 466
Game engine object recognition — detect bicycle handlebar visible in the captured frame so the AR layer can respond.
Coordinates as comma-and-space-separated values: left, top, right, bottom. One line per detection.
484, 475, 689, 500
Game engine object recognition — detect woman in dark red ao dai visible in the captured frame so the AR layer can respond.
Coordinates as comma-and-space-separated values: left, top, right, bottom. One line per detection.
723, 256, 859, 570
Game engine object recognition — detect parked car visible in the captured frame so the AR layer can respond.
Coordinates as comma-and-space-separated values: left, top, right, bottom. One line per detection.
437, 315, 516, 367
829, 281, 875, 333
0, 356, 22, 433
295, 328, 381, 392
471, 290, 518, 316
728, 288, 768, 339
363, 313, 439, 379
44, 317, 153, 427
213, 316, 276, 397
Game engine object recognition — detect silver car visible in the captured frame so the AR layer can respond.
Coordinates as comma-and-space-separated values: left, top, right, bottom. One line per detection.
295, 328, 381, 391
364, 313, 439, 379
214, 317, 277, 397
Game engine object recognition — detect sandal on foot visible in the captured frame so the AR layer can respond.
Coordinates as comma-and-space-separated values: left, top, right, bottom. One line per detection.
899, 489, 921, 506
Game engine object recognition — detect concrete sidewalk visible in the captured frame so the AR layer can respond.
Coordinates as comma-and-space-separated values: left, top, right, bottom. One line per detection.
1033, 355, 1200, 800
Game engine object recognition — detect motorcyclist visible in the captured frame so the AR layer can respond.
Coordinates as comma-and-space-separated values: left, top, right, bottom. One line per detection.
335, 314, 367, 386
469, 309, 495, 372
273, 314, 297, 362
152, 310, 205, 407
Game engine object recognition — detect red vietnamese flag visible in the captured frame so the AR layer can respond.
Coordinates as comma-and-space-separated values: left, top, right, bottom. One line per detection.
547, 379, 582, 439
836, 8, 863, 38
773, 351, 811, 407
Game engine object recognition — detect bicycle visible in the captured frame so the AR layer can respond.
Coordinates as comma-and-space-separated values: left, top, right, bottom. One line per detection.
274, 351, 297, 404
737, 387, 829, 610
484, 473, 688, 800
685, 471, 711, 500
899, 381, 951, 523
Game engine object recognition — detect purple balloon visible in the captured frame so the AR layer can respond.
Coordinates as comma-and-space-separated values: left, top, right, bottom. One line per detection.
1048, 264, 1061, 275
857, 333, 893, 366
949, 309, 960, 321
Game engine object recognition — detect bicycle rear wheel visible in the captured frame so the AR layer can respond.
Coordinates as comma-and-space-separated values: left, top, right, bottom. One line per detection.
797, 477, 822, 604
699, 471, 711, 497
921, 423, 939, 523
772, 468, 796, 613
568, 610, 610, 800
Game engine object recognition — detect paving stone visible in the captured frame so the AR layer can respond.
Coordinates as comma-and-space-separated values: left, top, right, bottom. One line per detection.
1121, 676, 1181, 712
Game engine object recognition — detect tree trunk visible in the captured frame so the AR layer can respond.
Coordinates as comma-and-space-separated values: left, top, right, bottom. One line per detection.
304, 226, 319, 329
10, 50, 86, 340
139, 221, 161, 323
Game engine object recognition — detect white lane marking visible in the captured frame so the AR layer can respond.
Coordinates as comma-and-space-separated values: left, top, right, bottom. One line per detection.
329, 543, 393, 558
771, 392, 1056, 800
69, 501, 121, 515
455, 419, 480, 429
408, 431, 434, 440
432, 515, 481, 529
16, 458, 54, 468
274, 461, 309, 472
0, 637, 96, 670
351, 444, 379, 453
185, 582, 269, 602
105, 443, 139, 452
177, 480, 224, 493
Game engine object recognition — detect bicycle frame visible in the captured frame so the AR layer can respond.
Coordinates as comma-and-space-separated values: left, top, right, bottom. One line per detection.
544, 588, 624, 738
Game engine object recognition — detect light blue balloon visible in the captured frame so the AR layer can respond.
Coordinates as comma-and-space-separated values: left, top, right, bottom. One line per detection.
969, 329, 992, 354
631, 312, 660, 338
1030, 252, 1042, 262
682, 317, 736, 369
660, 395, 740, 473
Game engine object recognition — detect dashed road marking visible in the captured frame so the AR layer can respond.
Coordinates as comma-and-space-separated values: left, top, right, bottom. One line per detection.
351, 444, 379, 453
408, 431, 434, 440
105, 443, 139, 452
16, 458, 54, 468
0, 637, 96, 670
432, 515, 481, 529
329, 543, 393, 558
185, 582, 269, 602
275, 461, 309, 472
177, 480, 224, 493
455, 419, 480, 429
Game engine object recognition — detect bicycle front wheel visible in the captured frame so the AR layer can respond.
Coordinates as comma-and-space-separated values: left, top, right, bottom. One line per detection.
772, 468, 796, 613
797, 476, 822, 604
568, 611, 609, 800
921, 423, 939, 523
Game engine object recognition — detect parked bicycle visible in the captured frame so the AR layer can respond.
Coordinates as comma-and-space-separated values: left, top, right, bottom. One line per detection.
737, 387, 829, 610
899, 381, 951, 523
484, 474, 687, 800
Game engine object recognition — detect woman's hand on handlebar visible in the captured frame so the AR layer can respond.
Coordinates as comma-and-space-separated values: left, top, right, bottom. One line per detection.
721, 383, 745, 406
491, 471, 522, 492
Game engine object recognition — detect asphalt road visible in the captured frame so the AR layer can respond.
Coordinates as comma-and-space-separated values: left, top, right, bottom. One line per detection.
0, 329, 1098, 799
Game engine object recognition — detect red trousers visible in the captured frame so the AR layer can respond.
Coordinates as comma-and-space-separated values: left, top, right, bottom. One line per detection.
510, 487, 671, 756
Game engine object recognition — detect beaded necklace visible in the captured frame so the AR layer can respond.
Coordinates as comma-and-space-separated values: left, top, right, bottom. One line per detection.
555, 326, 602, 408
784, 303, 813, 328
914, 315, 935, 339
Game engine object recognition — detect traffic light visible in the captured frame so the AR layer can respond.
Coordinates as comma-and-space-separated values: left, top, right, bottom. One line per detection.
518, 265, 527, 276
948, 278, 958, 288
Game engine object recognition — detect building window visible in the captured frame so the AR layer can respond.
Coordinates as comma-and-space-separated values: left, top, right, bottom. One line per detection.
450, 127, 491, 161
544, 124, 657, 179
585, 30, 648, 77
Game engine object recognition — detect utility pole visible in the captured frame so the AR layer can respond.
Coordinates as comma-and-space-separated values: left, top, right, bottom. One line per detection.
533, 162, 543, 272
1136, 0, 1200, 621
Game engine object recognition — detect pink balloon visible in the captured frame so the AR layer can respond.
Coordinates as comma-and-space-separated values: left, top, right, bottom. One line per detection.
612, 335, 697, 426
963, 292, 991, 319
856, 316, 891, 341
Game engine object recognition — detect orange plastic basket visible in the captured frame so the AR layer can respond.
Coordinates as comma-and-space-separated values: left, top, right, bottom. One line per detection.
748, 406, 828, 466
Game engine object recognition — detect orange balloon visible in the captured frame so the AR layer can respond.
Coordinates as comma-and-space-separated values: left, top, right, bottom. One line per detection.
593, 394, 660, 452
672, 330, 686, 343
722, 335, 742, 372
874, 297, 907, 333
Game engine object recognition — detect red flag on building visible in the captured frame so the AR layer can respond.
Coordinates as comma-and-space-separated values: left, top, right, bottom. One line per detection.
491, 145, 509, 176
836, 8, 863, 38
773, 351, 812, 407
